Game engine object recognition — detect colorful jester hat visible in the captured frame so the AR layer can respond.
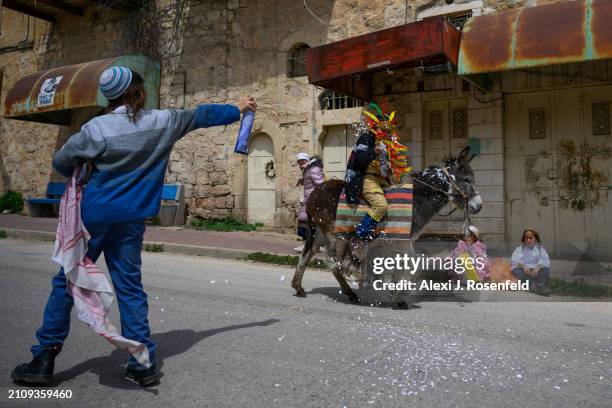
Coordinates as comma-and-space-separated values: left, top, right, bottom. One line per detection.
362, 102, 412, 182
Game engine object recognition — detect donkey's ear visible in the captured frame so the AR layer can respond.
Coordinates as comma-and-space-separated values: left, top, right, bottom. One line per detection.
467, 154, 476, 164
458, 146, 470, 163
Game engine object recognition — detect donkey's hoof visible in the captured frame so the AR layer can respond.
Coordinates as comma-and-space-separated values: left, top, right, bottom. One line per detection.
294, 289, 307, 298
348, 294, 360, 304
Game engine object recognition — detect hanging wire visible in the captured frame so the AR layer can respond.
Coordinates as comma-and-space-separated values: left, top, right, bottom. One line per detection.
303, 0, 328, 26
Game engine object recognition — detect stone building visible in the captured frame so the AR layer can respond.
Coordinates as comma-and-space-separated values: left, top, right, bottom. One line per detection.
1, 0, 610, 257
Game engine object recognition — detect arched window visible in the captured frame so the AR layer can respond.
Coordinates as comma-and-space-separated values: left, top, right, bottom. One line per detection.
319, 90, 365, 110
288, 43, 310, 78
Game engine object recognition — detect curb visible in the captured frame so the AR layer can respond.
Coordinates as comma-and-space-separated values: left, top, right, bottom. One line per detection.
1, 228, 256, 260
145, 241, 252, 259
3, 228, 55, 242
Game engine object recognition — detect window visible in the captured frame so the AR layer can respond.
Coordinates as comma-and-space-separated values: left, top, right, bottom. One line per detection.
319, 90, 364, 110
417, 1, 478, 31
447, 12, 472, 31
288, 43, 310, 78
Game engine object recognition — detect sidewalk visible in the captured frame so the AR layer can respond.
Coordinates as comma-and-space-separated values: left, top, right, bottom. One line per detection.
0, 214, 298, 259
1, 214, 611, 286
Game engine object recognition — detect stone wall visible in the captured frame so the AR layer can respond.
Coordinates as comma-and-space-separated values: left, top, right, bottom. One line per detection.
0, 10, 55, 196
0, 0, 575, 231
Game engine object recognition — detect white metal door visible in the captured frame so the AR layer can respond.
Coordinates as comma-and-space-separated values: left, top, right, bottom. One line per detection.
505, 92, 558, 253
505, 85, 612, 256
247, 134, 276, 225
581, 86, 612, 257
322, 125, 357, 180
423, 98, 469, 232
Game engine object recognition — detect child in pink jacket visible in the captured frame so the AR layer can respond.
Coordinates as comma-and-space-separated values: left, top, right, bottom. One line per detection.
450, 225, 491, 282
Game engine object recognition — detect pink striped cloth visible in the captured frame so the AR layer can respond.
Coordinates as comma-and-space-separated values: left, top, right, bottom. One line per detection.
52, 167, 150, 367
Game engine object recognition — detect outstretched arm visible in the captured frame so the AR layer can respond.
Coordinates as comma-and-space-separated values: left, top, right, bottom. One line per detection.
172, 96, 257, 141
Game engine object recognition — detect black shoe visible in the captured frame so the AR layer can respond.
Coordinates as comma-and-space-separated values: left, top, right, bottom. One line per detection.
11, 347, 60, 386
125, 364, 161, 387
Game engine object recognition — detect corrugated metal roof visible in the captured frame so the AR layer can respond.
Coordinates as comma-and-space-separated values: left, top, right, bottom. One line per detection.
306, 18, 461, 100
458, 0, 612, 76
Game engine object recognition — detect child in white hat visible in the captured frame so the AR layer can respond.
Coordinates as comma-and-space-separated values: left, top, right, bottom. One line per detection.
294, 152, 324, 252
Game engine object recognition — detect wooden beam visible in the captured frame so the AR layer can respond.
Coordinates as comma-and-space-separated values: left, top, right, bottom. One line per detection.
35, 0, 84, 16
86, 0, 136, 10
1, 0, 56, 22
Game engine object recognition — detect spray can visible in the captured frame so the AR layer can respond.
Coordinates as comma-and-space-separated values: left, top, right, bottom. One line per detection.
234, 110, 255, 155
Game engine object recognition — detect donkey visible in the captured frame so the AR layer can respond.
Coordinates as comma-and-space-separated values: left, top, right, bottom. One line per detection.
291, 146, 482, 303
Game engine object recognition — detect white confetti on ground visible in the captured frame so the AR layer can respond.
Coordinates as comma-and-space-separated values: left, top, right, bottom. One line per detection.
319, 317, 611, 406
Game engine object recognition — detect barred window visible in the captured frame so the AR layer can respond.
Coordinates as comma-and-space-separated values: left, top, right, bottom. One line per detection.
288, 43, 310, 78
319, 90, 364, 110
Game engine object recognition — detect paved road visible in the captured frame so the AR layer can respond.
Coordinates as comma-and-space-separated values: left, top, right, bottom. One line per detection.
1, 239, 610, 407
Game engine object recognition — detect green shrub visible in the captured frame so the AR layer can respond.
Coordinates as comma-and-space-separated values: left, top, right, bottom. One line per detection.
549, 278, 612, 298
190, 216, 261, 232
0, 230, 7, 239
243, 252, 327, 269
143, 243, 164, 252
0, 191, 24, 213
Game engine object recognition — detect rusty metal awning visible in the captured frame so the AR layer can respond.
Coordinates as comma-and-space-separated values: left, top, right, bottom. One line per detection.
3, 54, 160, 125
306, 18, 461, 100
459, 0, 612, 79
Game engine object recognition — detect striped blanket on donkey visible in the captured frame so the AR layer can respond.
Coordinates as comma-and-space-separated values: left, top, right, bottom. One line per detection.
335, 183, 413, 239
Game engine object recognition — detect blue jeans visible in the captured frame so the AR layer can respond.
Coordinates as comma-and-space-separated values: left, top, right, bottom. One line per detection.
511, 267, 550, 289
31, 220, 155, 369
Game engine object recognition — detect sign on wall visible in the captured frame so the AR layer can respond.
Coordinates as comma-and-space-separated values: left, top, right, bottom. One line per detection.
37, 76, 63, 107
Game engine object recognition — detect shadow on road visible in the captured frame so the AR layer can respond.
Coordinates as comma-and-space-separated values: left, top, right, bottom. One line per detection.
308, 286, 476, 308
53, 319, 280, 393
307, 286, 425, 310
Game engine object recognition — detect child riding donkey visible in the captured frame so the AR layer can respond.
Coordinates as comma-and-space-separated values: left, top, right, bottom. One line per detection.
345, 103, 411, 253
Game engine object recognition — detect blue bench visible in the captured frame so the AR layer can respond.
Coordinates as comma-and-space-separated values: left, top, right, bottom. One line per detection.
26, 182, 185, 224
27, 182, 65, 217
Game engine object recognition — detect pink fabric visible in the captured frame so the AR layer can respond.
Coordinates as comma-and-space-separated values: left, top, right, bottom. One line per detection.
298, 165, 324, 222
450, 240, 491, 280
52, 168, 150, 367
